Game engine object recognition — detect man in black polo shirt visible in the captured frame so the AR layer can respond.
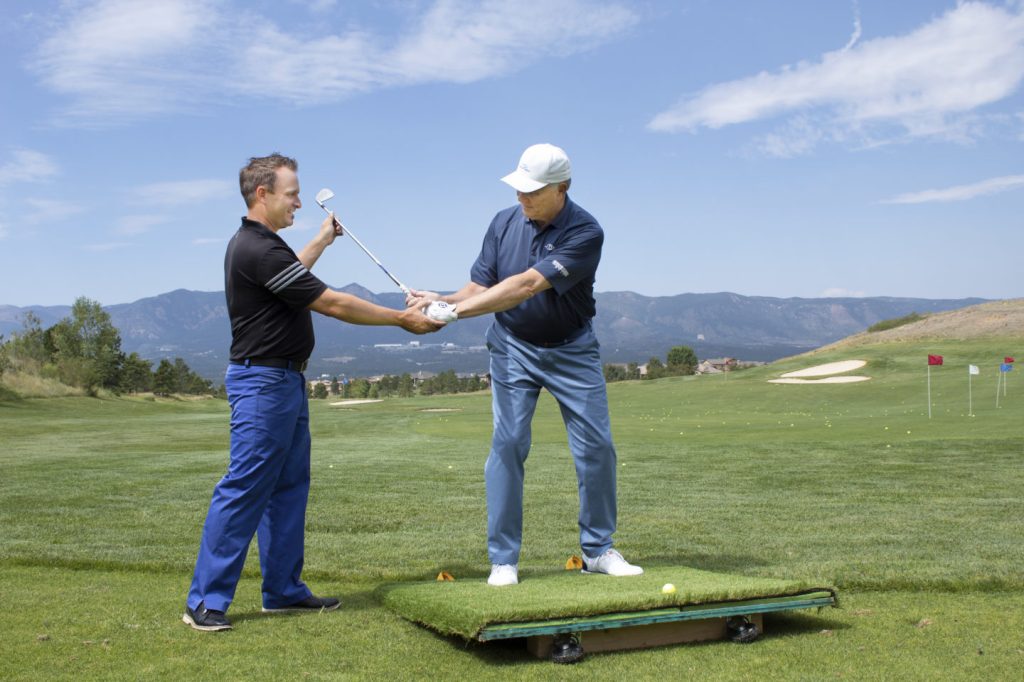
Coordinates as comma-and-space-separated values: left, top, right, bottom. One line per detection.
184, 153, 442, 632
407, 144, 642, 587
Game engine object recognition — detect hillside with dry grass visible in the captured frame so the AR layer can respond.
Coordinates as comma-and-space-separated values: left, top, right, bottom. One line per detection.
819, 298, 1024, 351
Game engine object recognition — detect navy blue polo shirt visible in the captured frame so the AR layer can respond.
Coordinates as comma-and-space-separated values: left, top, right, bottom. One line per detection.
470, 197, 602, 344
225, 217, 328, 362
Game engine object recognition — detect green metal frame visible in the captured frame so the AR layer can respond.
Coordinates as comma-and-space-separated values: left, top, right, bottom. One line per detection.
478, 590, 836, 641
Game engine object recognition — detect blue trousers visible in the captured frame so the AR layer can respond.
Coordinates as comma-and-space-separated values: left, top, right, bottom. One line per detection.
187, 364, 312, 612
485, 322, 618, 565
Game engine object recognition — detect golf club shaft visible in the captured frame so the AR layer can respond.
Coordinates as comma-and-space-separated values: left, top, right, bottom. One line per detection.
317, 204, 411, 295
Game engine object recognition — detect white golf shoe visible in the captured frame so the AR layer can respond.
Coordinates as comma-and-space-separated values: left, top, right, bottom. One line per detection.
487, 563, 519, 586
582, 549, 644, 576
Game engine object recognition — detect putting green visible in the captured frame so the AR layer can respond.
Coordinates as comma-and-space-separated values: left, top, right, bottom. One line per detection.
378, 566, 836, 640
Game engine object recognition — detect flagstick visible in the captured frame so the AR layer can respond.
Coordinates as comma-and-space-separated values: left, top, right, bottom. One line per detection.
927, 365, 932, 419
996, 372, 1002, 408
969, 371, 973, 417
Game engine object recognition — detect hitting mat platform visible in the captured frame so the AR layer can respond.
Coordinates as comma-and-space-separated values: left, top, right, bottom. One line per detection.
378, 566, 837, 662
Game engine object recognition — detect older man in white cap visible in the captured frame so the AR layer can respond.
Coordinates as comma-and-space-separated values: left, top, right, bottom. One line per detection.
407, 143, 642, 586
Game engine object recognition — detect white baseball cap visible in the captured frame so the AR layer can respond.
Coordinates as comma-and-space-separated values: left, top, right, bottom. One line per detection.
500, 143, 572, 193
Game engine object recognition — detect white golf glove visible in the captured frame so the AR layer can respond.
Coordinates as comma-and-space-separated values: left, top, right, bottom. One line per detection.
425, 300, 458, 322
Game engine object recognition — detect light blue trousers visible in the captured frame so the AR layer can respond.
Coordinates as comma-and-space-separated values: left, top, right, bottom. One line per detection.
485, 322, 618, 565
187, 364, 312, 612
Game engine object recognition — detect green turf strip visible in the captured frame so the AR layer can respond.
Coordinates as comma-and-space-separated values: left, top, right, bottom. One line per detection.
378, 566, 836, 640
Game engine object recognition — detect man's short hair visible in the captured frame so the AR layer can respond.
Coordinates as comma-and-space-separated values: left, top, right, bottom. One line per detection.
240, 153, 298, 208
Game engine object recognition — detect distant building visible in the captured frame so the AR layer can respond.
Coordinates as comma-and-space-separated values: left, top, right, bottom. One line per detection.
696, 357, 764, 374
696, 360, 722, 375
457, 372, 491, 387
697, 358, 737, 374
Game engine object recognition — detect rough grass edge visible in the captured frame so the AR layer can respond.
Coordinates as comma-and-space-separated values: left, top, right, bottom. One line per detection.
0, 370, 84, 399
867, 312, 926, 333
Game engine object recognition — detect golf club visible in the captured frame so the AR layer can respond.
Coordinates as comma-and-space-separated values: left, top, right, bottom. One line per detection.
315, 188, 411, 296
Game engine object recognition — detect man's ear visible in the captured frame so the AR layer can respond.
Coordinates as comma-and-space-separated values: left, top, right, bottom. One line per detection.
254, 185, 268, 202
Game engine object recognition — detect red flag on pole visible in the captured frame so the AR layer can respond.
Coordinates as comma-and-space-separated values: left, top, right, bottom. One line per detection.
928, 355, 944, 366
1005, 357, 1015, 364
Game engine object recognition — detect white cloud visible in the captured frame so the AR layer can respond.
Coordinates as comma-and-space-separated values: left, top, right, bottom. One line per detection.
0, 221, 7, 240
192, 237, 226, 246
0, 149, 59, 186
25, 197, 86, 225
383, 0, 633, 85
232, 0, 636, 102
30, 0, 221, 125
883, 174, 1024, 204
841, 0, 862, 52
289, 0, 337, 14
754, 116, 832, 159
29, 0, 637, 124
820, 288, 867, 298
131, 179, 234, 207
115, 214, 169, 235
84, 242, 130, 252
649, 2, 1024, 151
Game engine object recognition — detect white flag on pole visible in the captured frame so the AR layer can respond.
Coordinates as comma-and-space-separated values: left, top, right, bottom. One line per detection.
969, 365, 980, 375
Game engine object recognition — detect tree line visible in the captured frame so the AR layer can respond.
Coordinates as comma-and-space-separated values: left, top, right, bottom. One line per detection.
0, 298, 709, 400
603, 345, 699, 382
1, 297, 213, 397
310, 369, 486, 400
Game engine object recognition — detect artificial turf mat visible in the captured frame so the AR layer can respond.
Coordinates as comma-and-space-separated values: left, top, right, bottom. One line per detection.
378, 566, 836, 640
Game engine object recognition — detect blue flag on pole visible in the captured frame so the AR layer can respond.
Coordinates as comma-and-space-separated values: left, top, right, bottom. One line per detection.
1001, 364, 1013, 372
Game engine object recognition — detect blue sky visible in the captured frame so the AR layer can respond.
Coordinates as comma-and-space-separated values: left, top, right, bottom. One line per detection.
1, 0, 1022, 307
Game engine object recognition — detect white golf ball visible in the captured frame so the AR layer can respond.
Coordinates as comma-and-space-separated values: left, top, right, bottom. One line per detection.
662, 583, 676, 594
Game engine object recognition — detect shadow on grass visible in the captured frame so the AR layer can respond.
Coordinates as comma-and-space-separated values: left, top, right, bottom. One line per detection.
422, 562, 491, 581
764, 610, 849, 636
634, 552, 774, 574
335, 562, 492, 585
419, 629, 543, 667
227, 588, 382, 624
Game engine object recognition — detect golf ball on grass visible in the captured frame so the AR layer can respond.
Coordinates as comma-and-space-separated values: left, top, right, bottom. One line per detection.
661, 583, 676, 594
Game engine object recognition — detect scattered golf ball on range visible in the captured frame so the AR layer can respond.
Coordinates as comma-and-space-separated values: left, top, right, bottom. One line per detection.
661, 583, 676, 594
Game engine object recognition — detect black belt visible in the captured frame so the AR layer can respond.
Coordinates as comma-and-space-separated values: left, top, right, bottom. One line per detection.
231, 358, 308, 372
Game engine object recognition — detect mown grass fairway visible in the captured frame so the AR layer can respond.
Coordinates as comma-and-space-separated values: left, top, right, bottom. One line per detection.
2, 338, 1022, 679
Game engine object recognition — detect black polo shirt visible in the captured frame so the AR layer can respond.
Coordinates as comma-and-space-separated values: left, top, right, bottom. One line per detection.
225, 217, 328, 362
470, 197, 601, 344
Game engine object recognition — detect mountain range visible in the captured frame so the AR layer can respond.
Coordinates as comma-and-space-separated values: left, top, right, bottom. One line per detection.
0, 286, 988, 381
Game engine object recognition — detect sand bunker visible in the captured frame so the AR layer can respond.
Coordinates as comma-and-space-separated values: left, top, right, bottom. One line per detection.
330, 399, 384, 406
770, 359, 870, 384
780, 360, 866, 378
768, 376, 871, 384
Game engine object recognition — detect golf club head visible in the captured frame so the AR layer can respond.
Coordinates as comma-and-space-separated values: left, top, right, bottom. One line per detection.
315, 188, 335, 208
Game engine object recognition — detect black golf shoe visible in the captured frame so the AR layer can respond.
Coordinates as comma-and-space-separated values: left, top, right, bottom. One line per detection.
262, 594, 341, 613
183, 602, 232, 632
